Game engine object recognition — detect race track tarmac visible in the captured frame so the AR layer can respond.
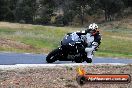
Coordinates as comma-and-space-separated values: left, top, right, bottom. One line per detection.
0, 52, 132, 65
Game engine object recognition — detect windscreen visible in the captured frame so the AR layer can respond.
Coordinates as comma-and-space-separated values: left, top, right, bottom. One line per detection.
61, 33, 80, 45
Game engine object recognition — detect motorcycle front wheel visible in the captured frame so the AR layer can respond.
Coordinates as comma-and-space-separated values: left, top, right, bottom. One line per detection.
46, 48, 60, 63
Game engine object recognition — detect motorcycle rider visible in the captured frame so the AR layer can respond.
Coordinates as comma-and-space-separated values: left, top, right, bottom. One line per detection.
70, 23, 101, 62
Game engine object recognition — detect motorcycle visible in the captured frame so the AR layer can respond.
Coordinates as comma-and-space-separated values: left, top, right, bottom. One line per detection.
46, 33, 92, 63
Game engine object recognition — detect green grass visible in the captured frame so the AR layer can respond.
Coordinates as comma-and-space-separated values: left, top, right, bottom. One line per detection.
0, 22, 132, 58
96, 51, 132, 59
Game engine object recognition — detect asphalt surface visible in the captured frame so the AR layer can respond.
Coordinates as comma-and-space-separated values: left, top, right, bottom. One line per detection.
0, 52, 132, 65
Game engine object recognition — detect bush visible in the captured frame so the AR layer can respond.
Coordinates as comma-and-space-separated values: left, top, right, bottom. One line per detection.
34, 17, 50, 25
54, 16, 64, 26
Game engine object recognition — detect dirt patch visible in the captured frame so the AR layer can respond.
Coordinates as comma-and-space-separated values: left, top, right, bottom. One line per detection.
0, 38, 35, 50
0, 64, 131, 88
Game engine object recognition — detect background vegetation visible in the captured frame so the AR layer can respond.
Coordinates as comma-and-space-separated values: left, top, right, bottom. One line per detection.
0, 0, 132, 26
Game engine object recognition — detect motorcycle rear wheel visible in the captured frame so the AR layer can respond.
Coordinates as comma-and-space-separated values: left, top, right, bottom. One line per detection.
74, 56, 83, 63
85, 58, 92, 63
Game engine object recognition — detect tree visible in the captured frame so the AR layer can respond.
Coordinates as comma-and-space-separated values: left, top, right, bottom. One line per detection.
15, 0, 38, 23
72, 0, 89, 25
37, 0, 56, 24
97, 0, 124, 21
68, 0, 95, 25
0, 0, 16, 21
122, 0, 132, 7
0, 0, 130, 25
55, 0, 75, 25
0, 0, 7, 21
5, 0, 18, 22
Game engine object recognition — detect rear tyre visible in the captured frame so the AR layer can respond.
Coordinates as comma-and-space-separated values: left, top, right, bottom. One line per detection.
74, 56, 83, 63
46, 48, 60, 63
85, 58, 92, 63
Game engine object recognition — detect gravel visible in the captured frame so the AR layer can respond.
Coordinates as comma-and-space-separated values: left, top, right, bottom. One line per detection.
0, 64, 131, 88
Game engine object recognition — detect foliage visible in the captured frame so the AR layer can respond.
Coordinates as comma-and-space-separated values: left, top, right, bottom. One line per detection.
0, 0, 131, 25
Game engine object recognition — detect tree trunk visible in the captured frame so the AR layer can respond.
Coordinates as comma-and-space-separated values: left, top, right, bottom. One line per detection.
104, 7, 108, 21
80, 6, 84, 25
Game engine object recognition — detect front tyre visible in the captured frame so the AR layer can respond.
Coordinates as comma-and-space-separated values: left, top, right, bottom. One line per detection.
46, 48, 60, 63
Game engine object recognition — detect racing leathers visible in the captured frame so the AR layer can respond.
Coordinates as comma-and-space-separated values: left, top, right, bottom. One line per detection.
75, 30, 101, 59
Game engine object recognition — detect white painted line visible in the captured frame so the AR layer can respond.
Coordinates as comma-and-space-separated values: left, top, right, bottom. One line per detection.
0, 63, 128, 70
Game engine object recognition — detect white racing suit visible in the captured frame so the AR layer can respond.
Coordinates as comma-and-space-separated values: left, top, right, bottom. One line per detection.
83, 33, 98, 59
70, 31, 101, 59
